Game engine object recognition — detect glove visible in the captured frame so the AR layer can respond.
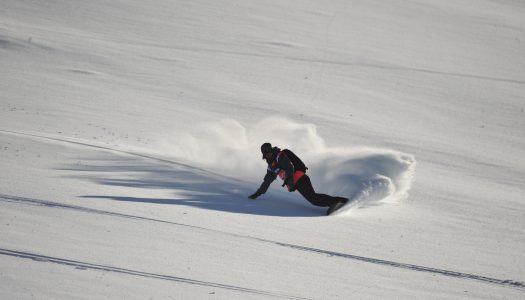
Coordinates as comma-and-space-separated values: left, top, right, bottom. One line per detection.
248, 192, 261, 200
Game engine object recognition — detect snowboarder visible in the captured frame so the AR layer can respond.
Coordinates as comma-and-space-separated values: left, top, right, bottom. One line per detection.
248, 143, 348, 215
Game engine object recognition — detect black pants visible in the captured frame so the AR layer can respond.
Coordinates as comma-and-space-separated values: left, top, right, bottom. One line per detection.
296, 175, 347, 207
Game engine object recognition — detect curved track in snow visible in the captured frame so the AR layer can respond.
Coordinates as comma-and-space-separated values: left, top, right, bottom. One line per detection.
1, 194, 523, 291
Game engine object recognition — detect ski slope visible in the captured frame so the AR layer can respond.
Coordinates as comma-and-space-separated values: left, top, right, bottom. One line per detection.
1, 0, 525, 299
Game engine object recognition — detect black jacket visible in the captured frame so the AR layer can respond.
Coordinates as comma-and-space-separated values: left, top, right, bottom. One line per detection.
255, 147, 297, 195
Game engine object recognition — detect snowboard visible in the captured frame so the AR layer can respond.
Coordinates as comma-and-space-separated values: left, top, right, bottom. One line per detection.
326, 199, 352, 216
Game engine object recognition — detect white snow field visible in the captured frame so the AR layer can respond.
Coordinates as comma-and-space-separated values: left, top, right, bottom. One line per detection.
1, 0, 524, 299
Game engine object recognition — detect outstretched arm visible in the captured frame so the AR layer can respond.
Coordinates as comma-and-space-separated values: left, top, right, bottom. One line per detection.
249, 171, 277, 199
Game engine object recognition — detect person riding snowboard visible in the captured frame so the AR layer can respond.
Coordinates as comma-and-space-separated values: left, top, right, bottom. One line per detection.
249, 143, 348, 215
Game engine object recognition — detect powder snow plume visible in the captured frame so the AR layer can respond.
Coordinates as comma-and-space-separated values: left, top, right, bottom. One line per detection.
159, 117, 416, 207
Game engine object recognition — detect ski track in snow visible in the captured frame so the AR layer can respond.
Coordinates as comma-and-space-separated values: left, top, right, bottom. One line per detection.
0, 248, 308, 300
2, 193, 524, 291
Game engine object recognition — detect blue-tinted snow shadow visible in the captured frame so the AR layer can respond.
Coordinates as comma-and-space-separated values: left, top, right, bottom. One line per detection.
80, 194, 318, 217
57, 154, 322, 217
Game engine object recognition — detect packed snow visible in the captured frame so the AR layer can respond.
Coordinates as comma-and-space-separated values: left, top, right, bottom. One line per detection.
1, 0, 524, 299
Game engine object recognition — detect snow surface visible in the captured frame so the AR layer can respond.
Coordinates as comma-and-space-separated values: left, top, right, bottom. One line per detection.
1, 0, 524, 299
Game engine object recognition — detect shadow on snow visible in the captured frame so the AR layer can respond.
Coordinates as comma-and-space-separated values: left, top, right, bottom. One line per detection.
57, 153, 322, 217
